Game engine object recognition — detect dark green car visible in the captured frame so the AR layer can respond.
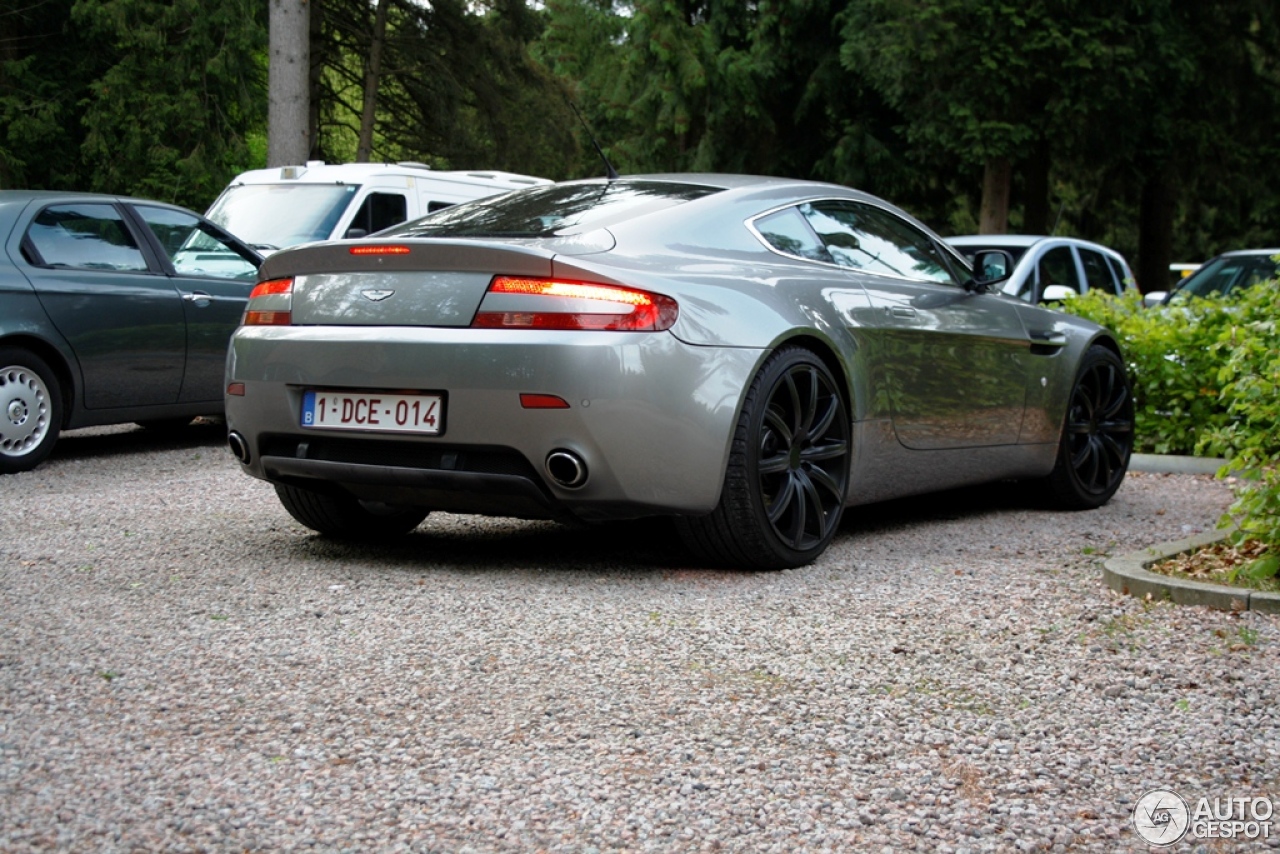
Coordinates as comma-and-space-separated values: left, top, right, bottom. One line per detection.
0, 191, 262, 473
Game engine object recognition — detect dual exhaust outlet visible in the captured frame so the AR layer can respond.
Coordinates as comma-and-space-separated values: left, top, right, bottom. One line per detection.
228, 431, 588, 491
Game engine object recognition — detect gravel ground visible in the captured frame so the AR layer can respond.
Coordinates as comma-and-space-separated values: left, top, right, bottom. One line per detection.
2, 424, 1277, 853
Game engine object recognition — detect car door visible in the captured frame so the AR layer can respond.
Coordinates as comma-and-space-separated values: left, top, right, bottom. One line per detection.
19, 200, 186, 408
127, 204, 261, 403
797, 201, 1032, 450
1032, 244, 1084, 300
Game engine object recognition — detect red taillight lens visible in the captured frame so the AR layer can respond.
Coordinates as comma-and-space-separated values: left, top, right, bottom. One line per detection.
249, 277, 294, 298
473, 277, 678, 331
243, 277, 294, 326
349, 245, 411, 256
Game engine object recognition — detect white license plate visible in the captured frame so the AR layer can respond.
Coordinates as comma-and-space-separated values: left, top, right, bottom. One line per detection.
301, 390, 443, 435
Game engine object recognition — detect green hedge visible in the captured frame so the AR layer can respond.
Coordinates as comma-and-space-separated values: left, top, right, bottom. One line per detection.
1060, 283, 1279, 562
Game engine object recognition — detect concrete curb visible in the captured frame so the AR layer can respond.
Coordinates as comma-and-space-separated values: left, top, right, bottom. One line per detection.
1128, 454, 1226, 475
1103, 531, 1280, 614
1103, 454, 1279, 612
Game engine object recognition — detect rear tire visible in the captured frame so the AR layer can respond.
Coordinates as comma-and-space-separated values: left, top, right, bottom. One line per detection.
677, 347, 850, 569
274, 483, 429, 539
1038, 344, 1134, 509
0, 348, 63, 474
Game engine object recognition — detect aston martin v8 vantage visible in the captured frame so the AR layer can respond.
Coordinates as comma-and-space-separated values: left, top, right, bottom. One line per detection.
224, 175, 1134, 569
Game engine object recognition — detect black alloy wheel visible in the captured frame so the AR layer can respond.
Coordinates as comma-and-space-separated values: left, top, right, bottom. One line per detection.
1042, 344, 1134, 509
677, 346, 851, 569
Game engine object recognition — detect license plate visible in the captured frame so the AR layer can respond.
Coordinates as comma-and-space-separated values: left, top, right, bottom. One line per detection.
301, 390, 443, 435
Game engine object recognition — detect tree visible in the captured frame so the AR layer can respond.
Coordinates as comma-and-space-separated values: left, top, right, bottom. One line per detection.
269, 0, 311, 166
0, 0, 103, 190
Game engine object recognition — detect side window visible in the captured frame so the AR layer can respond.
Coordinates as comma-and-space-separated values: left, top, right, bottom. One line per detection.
24, 204, 148, 272
134, 206, 258, 280
1105, 255, 1131, 292
1078, 248, 1117, 295
800, 201, 957, 284
1036, 246, 1083, 296
752, 207, 833, 263
348, 192, 408, 236
427, 200, 455, 213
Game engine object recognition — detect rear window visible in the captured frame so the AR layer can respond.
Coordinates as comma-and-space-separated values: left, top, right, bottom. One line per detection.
386, 180, 722, 239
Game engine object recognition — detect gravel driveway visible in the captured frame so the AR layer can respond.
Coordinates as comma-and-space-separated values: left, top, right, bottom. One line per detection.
2, 424, 1277, 852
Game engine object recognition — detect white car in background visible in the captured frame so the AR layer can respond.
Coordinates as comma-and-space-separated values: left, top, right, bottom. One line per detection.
947, 235, 1137, 304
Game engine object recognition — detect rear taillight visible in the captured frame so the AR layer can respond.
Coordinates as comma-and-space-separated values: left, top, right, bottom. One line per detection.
243, 277, 294, 326
472, 277, 678, 331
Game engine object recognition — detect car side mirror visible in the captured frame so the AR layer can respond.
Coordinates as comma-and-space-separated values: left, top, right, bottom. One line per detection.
344, 227, 369, 240
970, 249, 1013, 288
1040, 285, 1077, 303
1142, 291, 1168, 307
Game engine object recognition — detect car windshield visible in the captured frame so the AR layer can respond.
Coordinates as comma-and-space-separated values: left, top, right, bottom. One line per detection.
205, 184, 357, 250
385, 180, 722, 239
1170, 253, 1280, 301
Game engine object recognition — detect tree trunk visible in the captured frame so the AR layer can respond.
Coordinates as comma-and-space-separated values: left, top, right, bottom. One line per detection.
1137, 166, 1177, 295
308, 0, 324, 160
356, 0, 393, 163
1022, 136, 1050, 234
979, 157, 1012, 234
269, 0, 311, 167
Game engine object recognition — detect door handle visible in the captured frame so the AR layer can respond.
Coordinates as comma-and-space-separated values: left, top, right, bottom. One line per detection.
886, 306, 918, 318
1028, 330, 1067, 348
183, 291, 213, 304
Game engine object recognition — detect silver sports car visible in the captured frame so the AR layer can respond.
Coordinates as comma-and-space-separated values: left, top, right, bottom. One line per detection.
224, 175, 1133, 569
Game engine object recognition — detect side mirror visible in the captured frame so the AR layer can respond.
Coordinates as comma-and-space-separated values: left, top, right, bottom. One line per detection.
969, 249, 1014, 288
344, 227, 369, 240
1040, 285, 1077, 303
1142, 291, 1168, 308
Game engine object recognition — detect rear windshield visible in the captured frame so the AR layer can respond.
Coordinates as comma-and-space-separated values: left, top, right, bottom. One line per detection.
385, 180, 722, 239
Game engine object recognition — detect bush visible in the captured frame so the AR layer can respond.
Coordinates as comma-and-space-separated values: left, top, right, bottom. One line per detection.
1060, 281, 1280, 563
1194, 283, 1280, 567
1058, 289, 1236, 455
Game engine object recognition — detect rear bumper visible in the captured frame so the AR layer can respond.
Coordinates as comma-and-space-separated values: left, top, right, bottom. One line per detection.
225, 326, 763, 521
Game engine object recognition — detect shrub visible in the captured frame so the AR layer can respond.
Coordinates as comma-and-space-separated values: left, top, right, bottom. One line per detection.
1058, 289, 1235, 455
1060, 279, 1280, 563
1194, 283, 1280, 569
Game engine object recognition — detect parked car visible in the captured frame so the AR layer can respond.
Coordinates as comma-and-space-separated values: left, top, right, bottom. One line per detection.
224, 175, 1134, 569
947, 235, 1137, 304
1142, 249, 1280, 306
205, 161, 551, 254
1, 190, 262, 473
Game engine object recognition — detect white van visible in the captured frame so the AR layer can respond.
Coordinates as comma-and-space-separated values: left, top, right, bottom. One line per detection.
205, 161, 551, 252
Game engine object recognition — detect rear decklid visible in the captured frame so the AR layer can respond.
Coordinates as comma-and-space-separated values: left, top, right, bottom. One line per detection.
261, 240, 556, 327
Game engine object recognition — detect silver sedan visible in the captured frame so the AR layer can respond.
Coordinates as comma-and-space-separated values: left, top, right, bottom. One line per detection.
224, 175, 1134, 569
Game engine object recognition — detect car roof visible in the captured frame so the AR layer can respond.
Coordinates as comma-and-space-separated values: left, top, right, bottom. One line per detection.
0, 189, 194, 209
1210, 248, 1280, 258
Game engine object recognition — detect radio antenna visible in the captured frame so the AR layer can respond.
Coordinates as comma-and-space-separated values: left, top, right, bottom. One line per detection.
566, 98, 619, 180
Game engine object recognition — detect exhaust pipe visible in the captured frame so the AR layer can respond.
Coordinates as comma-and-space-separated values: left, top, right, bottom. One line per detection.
227, 431, 251, 464
545, 449, 588, 489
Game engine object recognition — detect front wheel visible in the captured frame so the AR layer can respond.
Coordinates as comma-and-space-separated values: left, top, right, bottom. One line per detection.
274, 483, 430, 539
677, 347, 851, 570
0, 348, 63, 475
1037, 344, 1134, 509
